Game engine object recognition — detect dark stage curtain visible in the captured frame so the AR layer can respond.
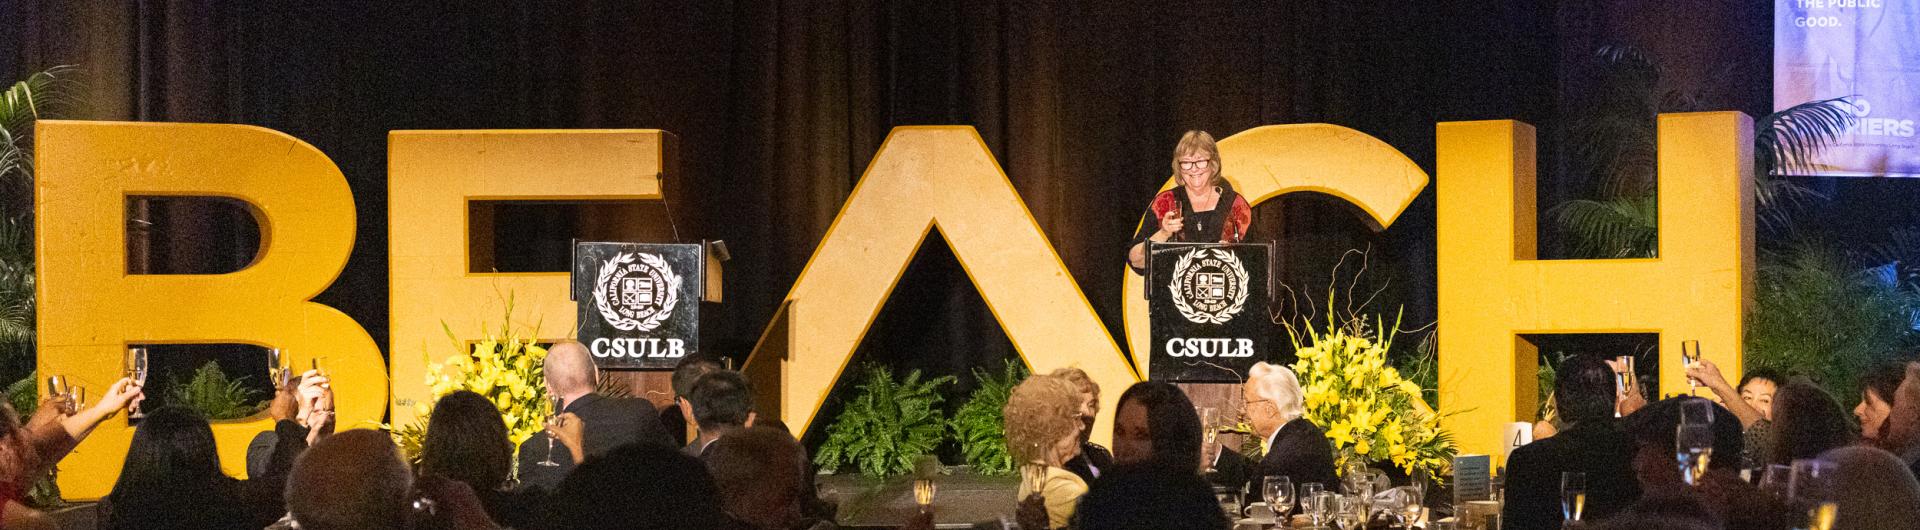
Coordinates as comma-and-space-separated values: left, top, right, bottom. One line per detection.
1, 1, 1768, 427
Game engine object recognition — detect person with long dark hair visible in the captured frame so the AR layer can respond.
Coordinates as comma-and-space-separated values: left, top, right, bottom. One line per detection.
418, 390, 544, 530
100, 406, 313, 530
1109, 381, 1204, 471
1856, 362, 1907, 447
1767, 381, 1857, 466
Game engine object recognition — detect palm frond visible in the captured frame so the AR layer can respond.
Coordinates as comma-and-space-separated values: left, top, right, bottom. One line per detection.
0, 66, 76, 135
1759, 97, 1858, 177
1550, 196, 1658, 258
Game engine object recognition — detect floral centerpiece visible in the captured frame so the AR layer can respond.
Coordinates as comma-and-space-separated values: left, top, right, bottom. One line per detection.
1289, 311, 1456, 482
389, 318, 551, 462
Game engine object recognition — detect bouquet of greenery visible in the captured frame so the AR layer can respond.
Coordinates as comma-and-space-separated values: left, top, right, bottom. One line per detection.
1290, 311, 1455, 482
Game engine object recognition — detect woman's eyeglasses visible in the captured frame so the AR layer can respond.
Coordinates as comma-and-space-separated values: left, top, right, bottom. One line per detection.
1178, 159, 1213, 170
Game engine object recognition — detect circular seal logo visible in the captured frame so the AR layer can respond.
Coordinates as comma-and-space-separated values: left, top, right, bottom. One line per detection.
593, 252, 682, 332
1167, 248, 1249, 325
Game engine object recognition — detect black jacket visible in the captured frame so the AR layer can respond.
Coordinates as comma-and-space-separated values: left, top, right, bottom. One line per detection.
515, 393, 673, 491
1064, 442, 1115, 483
1214, 418, 1341, 497
1501, 419, 1641, 530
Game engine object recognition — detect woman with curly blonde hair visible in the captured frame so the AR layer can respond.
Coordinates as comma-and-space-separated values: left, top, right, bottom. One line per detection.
1005, 374, 1087, 530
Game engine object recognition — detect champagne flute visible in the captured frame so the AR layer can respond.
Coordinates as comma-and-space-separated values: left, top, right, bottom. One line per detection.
537, 395, 566, 467
1561, 472, 1587, 527
1264, 476, 1294, 520
69, 385, 87, 411
1198, 407, 1218, 471
1680, 340, 1702, 395
125, 347, 150, 419
1789, 459, 1838, 530
266, 348, 286, 387
1676, 424, 1714, 486
1613, 355, 1636, 416
46, 375, 73, 414
309, 356, 328, 377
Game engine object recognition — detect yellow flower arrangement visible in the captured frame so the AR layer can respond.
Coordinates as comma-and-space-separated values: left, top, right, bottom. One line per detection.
388, 316, 553, 463
1289, 311, 1456, 482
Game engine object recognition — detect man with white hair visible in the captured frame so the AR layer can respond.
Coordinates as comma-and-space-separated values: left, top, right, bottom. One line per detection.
1215, 362, 1339, 496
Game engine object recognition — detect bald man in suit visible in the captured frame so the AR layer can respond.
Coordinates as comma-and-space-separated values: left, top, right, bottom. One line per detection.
515, 341, 672, 491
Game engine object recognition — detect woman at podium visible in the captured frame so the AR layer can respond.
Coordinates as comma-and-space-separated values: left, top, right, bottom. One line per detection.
1126, 130, 1253, 274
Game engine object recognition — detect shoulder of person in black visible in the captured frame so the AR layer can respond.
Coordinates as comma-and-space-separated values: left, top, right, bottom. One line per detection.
1502, 419, 1640, 530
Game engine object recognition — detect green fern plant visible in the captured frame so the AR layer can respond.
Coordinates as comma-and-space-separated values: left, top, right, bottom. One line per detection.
1746, 240, 1920, 400
167, 361, 270, 420
950, 360, 1026, 475
814, 365, 954, 477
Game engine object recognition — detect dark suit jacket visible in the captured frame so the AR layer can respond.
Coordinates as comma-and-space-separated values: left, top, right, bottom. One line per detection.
1214, 418, 1341, 498
515, 393, 672, 491
1063, 442, 1114, 483
1501, 419, 1641, 530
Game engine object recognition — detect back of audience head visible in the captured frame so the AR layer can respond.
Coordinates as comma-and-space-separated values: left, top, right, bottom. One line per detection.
1738, 367, 1785, 421
1819, 445, 1920, 529
687, 370, 755, 431
1857, 362, 1906, 443
1557, 354, 1619, 424
1768, 381, 1856, 466
1004, 374, 1084, 467
673, 356, 727, 399
1625, 397, 1743, 488
1590, 493, 1720, 530
109, 406, 221, 496
417, 390, 512, 491
704, 426, 808, 530
550, 442, 733, 530
286, 429, 413, 530
1111, 381, 1202, 471
1070, 464, 1229, 530
544, 341, 597, 398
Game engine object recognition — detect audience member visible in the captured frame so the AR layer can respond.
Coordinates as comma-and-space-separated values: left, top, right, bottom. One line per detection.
1588, 493, 1719, 530
1005, 374, 1087, 530
1625, 397, 1793, 530
516, 341, 671, 491
101, 406, 309, 530
1070, 464, 1230, 530
1216, 363, 1338, 499
705, 426, 831, 530
1685, 359, 1778, 468
419, 390, 544, 530
0, 376, 144, 526
685, 370, 756, 458
548, 442, 741, 530
283, 429, 495, 530
1857, 362, 1907, 447
1767, 381, 1856, 466
1109, 382, 1203, 471
1051, 367, 1114, 483
1887, 362, 1920, 476
667, 356, 727, 447
247, 374, 303, 478
1820, 445, 1920, 530
1505, 355, 1641, 530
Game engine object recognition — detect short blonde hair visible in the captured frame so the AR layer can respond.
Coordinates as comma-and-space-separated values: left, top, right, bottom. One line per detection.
1049, 367, 1100, 405
1003, 375, 1083, 465
1247, 362, 1305, 422
1171, 130, 1223, 187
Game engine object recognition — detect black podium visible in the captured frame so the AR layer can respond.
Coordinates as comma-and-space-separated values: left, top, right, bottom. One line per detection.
571, 241, 708, 370
1145, 241, 1272, 382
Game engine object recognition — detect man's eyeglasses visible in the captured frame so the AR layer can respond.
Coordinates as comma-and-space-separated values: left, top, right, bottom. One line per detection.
1178, 159, 1213, 170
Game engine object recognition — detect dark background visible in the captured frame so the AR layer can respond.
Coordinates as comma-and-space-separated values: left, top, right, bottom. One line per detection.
6, 1, 1913, 431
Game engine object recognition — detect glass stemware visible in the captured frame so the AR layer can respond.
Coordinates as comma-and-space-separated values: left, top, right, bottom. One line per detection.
1264, 476, 1294, 520
1676, 424, 1714, 486
537, 395, 566, 467
1789, 459, 1838, 530
1561, 472, 1587, 527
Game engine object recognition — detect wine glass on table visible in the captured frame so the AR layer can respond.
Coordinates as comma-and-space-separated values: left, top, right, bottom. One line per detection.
1198, 407, 1219, 472
1263, 475, 1293, 522
537, 395, 566, 467
125, 346, 150, 419
1561, 472, 1587, 528
1758, 464, 1791, 500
